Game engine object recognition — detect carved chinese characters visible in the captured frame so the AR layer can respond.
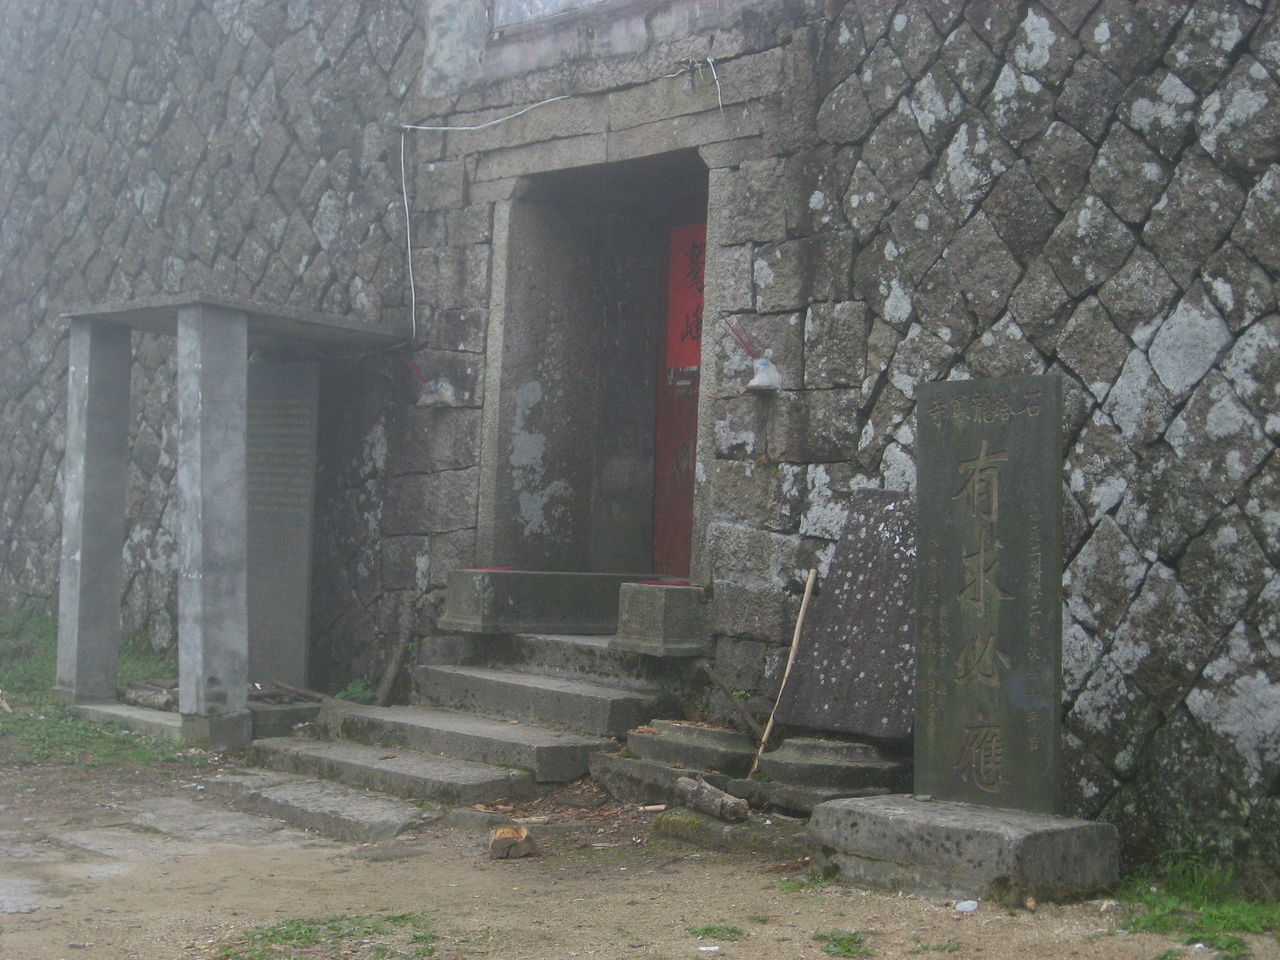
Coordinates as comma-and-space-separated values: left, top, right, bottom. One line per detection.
915, 376, 1063, 814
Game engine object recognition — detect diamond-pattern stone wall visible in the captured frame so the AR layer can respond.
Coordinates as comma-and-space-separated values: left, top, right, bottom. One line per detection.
0, 0, 424, 687
693, 0, 1278, 880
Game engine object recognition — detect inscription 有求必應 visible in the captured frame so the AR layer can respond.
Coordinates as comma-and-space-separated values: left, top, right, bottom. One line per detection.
915, 375, 1063, 814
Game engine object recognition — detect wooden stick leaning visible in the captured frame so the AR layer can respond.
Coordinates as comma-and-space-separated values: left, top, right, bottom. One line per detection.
748, 567, 818, 779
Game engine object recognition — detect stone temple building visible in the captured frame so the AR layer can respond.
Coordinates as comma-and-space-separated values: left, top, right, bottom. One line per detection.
0, 0, 1277, 882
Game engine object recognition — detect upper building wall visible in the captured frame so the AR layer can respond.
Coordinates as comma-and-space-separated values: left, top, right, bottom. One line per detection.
421, 0, 824, 97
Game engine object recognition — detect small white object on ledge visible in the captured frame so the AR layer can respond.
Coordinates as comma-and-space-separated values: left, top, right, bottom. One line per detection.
744, 356, 781, 392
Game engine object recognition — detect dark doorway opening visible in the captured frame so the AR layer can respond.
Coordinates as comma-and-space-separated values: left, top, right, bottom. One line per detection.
482, 150, 709, 576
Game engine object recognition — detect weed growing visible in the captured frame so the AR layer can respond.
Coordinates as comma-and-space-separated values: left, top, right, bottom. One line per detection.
779, 871, 832, 892
688, 923, 746, 942
217, 911, 439, 959
908, 939, 962, 954
1118, 849, 1280, 959
813, 929, 872, 957
335, 677, 376, 703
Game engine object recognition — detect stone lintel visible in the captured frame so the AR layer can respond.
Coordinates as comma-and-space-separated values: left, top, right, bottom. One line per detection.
809, 795, 1118, 903
62, 293, 405, 350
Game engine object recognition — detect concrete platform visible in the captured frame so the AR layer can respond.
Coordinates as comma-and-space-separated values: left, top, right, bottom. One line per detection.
321, 702, 613, 782
209, 771, 432, 843
416, 664, 676, 737
809, 795, 1118, 903
73, 702, 183, 740
249, 736, 536, 805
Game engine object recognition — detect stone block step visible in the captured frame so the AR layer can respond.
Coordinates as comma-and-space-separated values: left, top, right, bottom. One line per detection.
588, 751, 891, 815
208, 771, 430, 843
249, 736, 535, 805
321, 702, 614, 782
757, 737, 912, 791
478, 633, 702, 689
417, 665, 678, 737
589, 751, 732, 805
809, 796, 1119, 902
627, 720, 755, 777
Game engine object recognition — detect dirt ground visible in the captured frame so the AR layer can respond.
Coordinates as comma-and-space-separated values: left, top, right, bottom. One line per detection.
2, 755, 1277, 960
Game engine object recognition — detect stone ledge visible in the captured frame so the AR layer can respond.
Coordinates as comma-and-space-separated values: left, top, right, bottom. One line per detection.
809, 795, 1118, 903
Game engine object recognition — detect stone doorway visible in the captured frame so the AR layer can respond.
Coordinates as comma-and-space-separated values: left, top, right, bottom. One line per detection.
477, 151, 709, 576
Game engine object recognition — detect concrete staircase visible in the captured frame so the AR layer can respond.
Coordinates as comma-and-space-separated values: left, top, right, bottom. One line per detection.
228, 576, 710, 840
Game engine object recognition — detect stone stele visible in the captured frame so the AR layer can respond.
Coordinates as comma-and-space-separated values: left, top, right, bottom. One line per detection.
776, 489, 916, 742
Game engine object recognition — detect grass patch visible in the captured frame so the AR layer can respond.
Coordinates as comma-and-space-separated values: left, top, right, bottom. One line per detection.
688, 924, 746, 942
908, 940, 962, 954
217, 911, 439, 959
1118, 850, 1280, 959
0, 605, 198, 768
0, 604, 177, 703
0, 706, 198, 767
779, 871, 832, 892
0, 605, 58, 699
116, 632, 178, 688
813, 929, 872, 957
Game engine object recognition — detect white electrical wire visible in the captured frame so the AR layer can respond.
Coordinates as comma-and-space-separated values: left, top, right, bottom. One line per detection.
402, 94, 571, 133
399, 127, 417, 345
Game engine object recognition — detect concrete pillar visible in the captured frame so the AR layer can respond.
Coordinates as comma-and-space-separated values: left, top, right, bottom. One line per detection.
176, 304, 251, 749
54, 319, 132, 703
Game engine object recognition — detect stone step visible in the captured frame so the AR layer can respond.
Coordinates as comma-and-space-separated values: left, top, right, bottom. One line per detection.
416, 665, 678, 737
208, 771, 430, 843
627, 720, 756, 777
478, 632, 702, 689
756, 737, 911, 791
589, 752, 732, 805
588, 751, 892, 816
249, 736, 535, 805
320, 702, 614, 783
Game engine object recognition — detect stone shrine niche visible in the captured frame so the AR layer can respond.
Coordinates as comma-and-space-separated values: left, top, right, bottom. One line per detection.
774, 489, 916, 744
915, 375, 1063, 815
54, 295, 401, 748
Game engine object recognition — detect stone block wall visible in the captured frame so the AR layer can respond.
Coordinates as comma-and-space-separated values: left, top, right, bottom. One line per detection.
0, 0, 422, 683
0, 0, 1277, 882
400, 0, 1279, 877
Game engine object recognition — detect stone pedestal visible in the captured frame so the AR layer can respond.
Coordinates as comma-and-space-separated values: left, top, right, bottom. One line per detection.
809, 795, 1118, 903
611, 582, 709, 656
439, 569, 650, 634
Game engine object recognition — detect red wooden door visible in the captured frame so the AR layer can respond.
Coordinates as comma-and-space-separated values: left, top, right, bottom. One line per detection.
653, 222, 705, 577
